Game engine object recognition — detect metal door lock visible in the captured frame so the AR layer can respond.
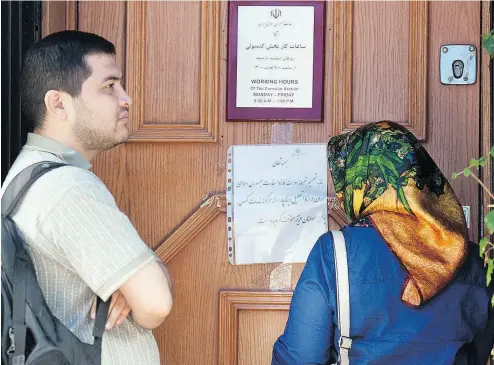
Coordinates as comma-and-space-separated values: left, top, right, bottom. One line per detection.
440, 45, 477, 85
452, 60, 464, 79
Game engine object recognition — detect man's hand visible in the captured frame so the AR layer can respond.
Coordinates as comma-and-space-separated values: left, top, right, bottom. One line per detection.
91, 291, 131, 330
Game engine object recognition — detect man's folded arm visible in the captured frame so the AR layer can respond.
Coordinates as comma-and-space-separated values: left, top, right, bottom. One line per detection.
118, 259, 173, 329
45, 178, 174, 330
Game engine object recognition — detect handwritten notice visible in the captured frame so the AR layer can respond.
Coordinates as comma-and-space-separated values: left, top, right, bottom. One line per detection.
226, 144, 328, 265
236, 6, 315, 108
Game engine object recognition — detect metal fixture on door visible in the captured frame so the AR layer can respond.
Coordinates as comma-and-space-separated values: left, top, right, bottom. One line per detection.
462, 206, 470, 229
440, 45, 477, 85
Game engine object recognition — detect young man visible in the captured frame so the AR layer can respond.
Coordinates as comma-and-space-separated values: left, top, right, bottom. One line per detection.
1, 31, 172, 364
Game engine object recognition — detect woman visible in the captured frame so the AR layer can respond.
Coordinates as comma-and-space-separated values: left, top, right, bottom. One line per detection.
272, 121, 494, 365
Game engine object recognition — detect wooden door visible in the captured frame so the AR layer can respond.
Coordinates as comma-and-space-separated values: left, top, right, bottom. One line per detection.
42, 1, 491, 364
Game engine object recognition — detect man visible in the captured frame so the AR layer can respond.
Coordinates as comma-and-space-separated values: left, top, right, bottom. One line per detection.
1, 31, 172, 364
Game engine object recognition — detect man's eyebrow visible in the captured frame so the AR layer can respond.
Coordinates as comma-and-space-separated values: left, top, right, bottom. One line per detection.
101, 74, 122, 83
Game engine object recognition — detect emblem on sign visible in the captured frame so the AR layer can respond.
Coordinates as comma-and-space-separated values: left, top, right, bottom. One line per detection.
270, 8, 281, 19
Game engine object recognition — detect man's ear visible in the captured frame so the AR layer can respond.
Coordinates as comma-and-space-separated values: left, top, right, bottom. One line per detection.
44, 90, 70, 120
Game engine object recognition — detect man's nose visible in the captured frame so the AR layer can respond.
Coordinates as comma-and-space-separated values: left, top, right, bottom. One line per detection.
120, 89, 132, 107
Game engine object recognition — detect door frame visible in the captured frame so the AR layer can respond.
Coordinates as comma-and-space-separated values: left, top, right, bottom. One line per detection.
481, 0, 493, 238
1, 1, 42, 183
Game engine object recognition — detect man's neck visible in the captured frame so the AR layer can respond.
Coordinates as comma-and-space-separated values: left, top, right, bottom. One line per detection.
34, 130, 99, 162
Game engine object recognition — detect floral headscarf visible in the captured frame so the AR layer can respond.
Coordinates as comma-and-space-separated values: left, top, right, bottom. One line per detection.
328, 121, 468, 307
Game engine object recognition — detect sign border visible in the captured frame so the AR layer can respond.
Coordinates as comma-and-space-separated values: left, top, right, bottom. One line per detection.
227, 1, 325, 122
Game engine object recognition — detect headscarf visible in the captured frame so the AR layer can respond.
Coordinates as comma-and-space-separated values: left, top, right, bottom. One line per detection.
327, 121, 468, 307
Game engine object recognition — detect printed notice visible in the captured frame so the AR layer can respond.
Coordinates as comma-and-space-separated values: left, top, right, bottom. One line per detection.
226, 144, 328, 264
235, 6, 315, 108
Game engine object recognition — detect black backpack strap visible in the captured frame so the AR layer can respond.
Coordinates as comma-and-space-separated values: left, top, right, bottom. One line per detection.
3, 161, 110, 363
11, 261, 27, 365
92, 297, 110, 365
2, 162, 66, 365
1, 162, 67, 218
93, 298, 110, 339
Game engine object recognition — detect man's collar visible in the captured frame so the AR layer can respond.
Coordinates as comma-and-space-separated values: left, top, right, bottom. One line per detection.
24, 133, 92, 170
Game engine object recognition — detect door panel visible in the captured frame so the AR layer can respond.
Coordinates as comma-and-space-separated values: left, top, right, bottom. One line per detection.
426, 1, 480, 240
238, 311, 289, 365
145, 2, 202, 124
126, 1, 218, 141
353, 2, 410, 122
42, 1, 483, 364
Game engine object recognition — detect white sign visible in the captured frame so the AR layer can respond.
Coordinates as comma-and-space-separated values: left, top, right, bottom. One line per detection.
226, 144, 328, 264
235, 6, 315, 109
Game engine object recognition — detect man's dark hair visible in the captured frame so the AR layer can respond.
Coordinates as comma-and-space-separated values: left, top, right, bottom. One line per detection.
19, 30, 116, 131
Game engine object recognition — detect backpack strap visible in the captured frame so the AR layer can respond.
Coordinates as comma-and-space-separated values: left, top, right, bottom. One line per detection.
2, 162, 66, 365
11, 260, 27, 365
2, 161, 109, 363
1, 162, 66, 218
93, 298, 110, 341
331, 230, 352, 365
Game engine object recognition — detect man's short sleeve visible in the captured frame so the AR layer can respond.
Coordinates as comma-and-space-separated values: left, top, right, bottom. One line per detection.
40, 178, 156, 301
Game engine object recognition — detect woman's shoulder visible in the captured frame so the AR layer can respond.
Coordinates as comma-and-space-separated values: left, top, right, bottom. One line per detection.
318, 218, 382, 249
316, 224, 397, 276
314, 224, 383, 261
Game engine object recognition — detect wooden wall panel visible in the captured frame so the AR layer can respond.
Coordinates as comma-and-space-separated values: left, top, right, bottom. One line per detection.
126, 1, 219, 142
41, 1, 76, 37
155, 194, 226, 263
333, 1, 428, 140
408, 2, 429, 142
352, 2, 409, 123
157, 219, 285, 365
78, 1, 126, 70
238, 310, 289, 365
145, 2, 201, 123
123, 142, 220, 247
425, 1, 480, 241
218, 291, 292, 365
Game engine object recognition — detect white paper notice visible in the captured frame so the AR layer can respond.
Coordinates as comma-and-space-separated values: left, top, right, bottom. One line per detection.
226, 144, 328, 264
236, 6, 315, 108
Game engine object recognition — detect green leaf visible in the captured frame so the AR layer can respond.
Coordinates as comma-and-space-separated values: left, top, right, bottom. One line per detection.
463, 168, 471, 177
452, 172, 458, 179
478, 156, 488, 167
347, 139, 363, 164
376, 155, 401, 180
479, 237, 490, 256
486, 259, 493, 286
397, 185, 412, 214
469, 159, 479, 167
490, 145, 494, 157
482, 31, 494, 57
344, 187, 354, 221
370, 148, 404, 165
485, 210, 494, 234
345, 156, 369, 188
